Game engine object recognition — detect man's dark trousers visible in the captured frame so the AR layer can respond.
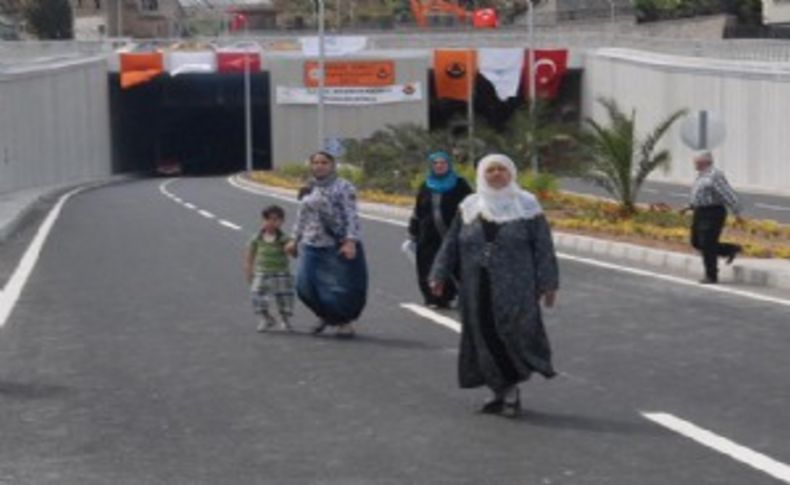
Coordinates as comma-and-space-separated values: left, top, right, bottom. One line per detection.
691, 206, 739, 281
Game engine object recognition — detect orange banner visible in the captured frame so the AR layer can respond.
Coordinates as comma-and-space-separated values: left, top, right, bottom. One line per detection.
303, 60, 395, 87
120, 52, 164, 89
434, 49, 477, 101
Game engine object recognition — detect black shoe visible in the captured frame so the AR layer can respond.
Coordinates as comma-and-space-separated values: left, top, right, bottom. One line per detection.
311, 321, 328, 335
726, 246, 742, 265
479, 398, 504, 414
699, 277, 718, 285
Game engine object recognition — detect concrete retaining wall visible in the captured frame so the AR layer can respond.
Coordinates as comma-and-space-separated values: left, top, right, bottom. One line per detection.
0, 56, 112, 195
582, 48, 790, 194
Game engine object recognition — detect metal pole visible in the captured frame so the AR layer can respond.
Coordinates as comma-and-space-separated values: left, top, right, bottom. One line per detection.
609, 0, 616, 34
466, 3, 475, 164
317, 0, 326, 151
244, 25, 253, 172
527, 0, 538, 173
117, 0, 122, 37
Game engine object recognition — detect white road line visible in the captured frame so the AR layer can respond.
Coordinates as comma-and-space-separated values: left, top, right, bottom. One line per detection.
400, 303, 461, 333
197, 210, 215, 219
643, 412, 790, 484
642, 188, 660, 194
173, 197, 183, 204
755, 203, 790, 212
558, 253, 790, 308
229, 175, 790, 309
669, 192, 689, 198
227, 175, 409, 227
0, 187, 85, 327
183, 202, 196, 210
219, 220, 242, 230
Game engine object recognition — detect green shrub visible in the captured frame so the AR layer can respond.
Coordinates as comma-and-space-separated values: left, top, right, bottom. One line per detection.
277, 163, 309, 180
23, 0, 73, 39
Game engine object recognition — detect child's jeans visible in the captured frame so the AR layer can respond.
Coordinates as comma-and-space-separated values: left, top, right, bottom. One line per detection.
251, 272, 294, 320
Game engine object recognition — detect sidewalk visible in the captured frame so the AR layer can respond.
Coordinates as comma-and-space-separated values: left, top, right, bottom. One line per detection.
0, 176, 136, 243
235, 175, 790, 294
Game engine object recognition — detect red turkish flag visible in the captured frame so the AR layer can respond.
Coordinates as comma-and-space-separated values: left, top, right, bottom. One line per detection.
522, 49, 568, 99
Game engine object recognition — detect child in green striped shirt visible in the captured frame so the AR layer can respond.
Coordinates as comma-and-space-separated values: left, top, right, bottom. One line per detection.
245, 205, 295, 332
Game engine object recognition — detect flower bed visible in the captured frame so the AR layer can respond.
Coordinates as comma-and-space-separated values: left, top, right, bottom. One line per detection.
249, 170, 790, 260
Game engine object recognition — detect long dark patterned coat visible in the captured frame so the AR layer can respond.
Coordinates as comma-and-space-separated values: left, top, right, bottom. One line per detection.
408, 179, 473, 305
430, 214, 559, 391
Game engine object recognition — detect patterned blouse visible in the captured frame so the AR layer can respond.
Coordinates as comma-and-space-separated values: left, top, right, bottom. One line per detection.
690, 167, 742, 215
292, 177, 361, 247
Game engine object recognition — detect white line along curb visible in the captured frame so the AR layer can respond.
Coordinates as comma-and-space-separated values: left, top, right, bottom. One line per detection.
0, 186, 85, 327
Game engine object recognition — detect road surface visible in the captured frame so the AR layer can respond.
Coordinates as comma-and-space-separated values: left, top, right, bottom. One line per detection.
1, 176, 788, 484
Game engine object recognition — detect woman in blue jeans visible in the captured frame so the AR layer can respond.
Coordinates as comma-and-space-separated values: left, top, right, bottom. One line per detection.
285, 151, 368, 338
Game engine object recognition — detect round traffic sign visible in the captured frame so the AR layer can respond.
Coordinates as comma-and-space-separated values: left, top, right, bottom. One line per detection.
680, 110, 726, 150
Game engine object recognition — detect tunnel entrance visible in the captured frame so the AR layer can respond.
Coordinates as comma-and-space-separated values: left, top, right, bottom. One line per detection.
109, 72, 271, 175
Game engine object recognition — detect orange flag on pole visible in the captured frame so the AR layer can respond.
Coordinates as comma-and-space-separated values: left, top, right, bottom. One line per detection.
433, 49, 477, 101
120, 52, 164, 89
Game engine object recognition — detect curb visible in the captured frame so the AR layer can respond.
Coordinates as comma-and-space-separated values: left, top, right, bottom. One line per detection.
0, 175, 139, 244
237, 174, 790, 293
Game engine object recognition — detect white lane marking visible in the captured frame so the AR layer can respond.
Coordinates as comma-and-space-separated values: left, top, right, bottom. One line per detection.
669, 192, 689, 198
642, 188, 660, 194
228, 175, 790, 309
161, 179, 245, 232
755, 203, 790, 212
558, 253, 790, 308
227, 175, 409, 227
0, 187, 85, 327
643, 412, 790, 484
400, 303, 461, 333
219, 220, 242, 230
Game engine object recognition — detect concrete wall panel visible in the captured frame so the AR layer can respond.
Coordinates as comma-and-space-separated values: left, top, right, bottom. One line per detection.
0, 57, 112, 195
583, 48, 790, 194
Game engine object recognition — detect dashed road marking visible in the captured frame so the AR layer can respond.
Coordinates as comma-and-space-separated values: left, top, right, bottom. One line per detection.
160, 180, 244, 233
219, 220, 242, 230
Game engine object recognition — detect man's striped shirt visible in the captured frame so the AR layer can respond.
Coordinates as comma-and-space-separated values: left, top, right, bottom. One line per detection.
690, 167, 741, 215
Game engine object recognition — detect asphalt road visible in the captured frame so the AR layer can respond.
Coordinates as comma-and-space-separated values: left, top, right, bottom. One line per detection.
1, 176, 789, 484
560, 178, 790, 223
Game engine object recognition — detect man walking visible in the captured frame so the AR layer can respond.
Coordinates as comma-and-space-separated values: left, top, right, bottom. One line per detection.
681, 152, 743, 284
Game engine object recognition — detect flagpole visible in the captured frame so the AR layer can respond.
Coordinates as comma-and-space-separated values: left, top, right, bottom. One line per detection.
466, 3, 475, 165
317, 0, 326, 151
244, 20, 253, 173
527, 0, 538, 174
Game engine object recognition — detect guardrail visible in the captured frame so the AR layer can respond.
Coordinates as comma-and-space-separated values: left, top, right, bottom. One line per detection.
3, 30, 790, 67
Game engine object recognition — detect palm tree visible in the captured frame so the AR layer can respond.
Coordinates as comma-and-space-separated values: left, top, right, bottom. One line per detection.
582, 97, 687, 216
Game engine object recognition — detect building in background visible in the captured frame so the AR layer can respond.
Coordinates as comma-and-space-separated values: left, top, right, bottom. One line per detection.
763, 0, 790, 25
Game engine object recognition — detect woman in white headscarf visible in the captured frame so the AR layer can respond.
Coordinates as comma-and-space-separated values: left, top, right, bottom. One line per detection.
429, 154, 559, 417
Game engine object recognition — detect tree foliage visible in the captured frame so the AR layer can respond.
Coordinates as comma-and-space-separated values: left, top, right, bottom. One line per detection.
581, 97, 687, 215
23, 0, 73, 39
